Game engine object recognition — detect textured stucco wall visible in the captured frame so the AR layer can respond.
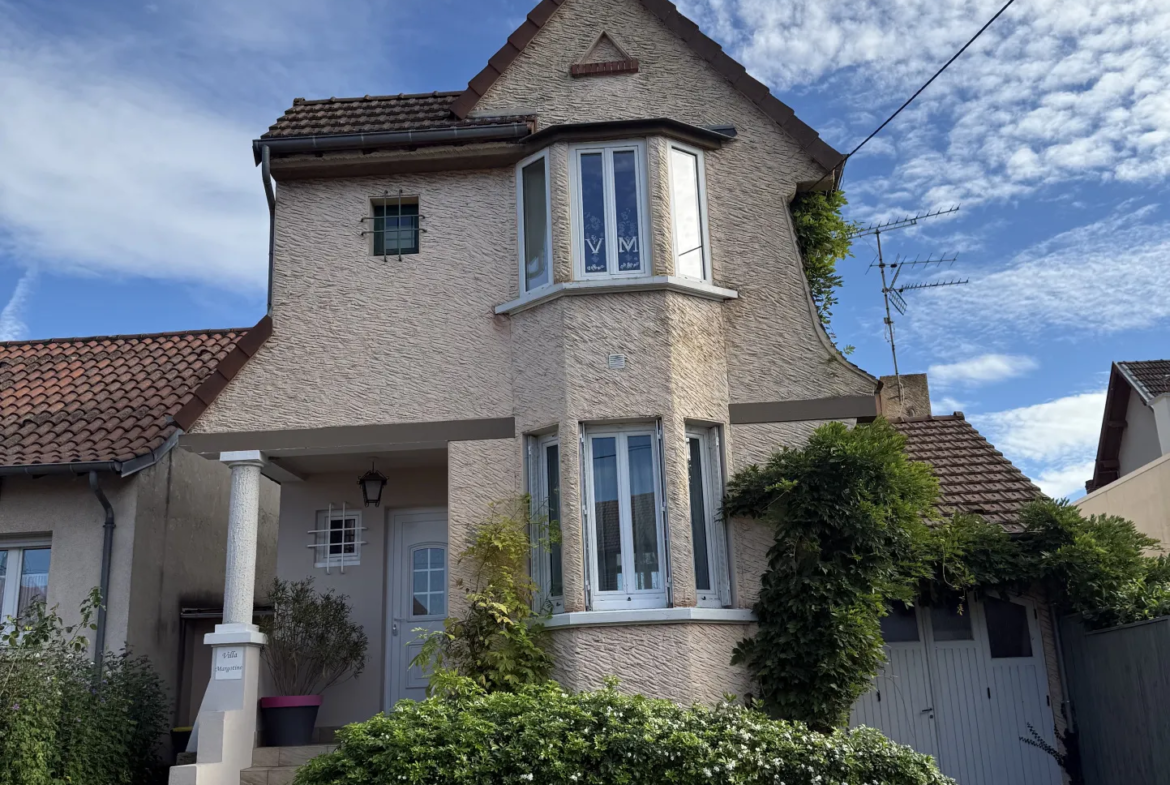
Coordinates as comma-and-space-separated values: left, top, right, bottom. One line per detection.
1077, 452, 1170, 547
549, 622, 754, 705
1119, 387, 1161, 477
272, 468, 446, 728
0, 473, 137, 648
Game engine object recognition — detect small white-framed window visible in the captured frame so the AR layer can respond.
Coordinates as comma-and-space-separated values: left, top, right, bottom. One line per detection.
311, 508, 364, 569
668, 143, 711, 281
582, 422, 668, 610
0, 541, 51, 622
570, 141, 651, 279
517, 150, 553, 293
367, 193, 421, 258
686, 427, 731, 607
528, 433, 564, 613
409, 545, 447, 619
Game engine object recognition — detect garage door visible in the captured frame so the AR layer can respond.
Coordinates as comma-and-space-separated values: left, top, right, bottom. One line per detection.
851, 596, 1062, 785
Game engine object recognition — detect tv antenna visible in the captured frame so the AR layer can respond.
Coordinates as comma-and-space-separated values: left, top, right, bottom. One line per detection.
847, 206, 968, 404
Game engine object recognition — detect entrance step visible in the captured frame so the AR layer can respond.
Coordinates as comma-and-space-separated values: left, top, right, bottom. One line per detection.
241, 745, 336, 784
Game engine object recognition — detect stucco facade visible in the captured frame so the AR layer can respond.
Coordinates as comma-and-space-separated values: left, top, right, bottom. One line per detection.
184, 0, 874, 727
1078, 452, 1170, 548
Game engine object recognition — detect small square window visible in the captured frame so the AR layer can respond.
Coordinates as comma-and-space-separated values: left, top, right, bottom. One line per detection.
314, 511, 362, 568
984, 597, 1033, 658
371, 197, 420, 256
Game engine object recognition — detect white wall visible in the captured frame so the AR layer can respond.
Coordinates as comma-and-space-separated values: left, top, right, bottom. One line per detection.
1120, 388, 1162, 477
272, 467, 446, 729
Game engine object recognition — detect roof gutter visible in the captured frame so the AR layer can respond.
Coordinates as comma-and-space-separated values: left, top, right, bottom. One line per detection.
0, 429, 183, 479
251, 122, 533, 165
89, 471, 115, 672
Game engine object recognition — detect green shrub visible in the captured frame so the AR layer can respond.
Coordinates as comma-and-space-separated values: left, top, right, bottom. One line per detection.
0, 591, 170, 785
294, 679, 953, 785
790, 189, 858, 336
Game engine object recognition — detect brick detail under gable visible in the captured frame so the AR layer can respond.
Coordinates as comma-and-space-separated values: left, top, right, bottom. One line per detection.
570, 59, 640, 78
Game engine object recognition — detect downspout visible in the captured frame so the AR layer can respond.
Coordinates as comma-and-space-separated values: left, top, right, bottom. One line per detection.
89, 471, 115, 671
261, 144, 275, 316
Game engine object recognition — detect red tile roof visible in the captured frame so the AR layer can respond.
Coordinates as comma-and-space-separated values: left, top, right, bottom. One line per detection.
893, 414, 1043, 532
1118, 359, 1170, 403
0, 326, 257, 470
261, 92, 534, 139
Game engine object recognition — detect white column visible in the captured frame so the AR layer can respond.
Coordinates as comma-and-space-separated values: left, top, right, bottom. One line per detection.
221, 450, 265, 628
169, 450, 268, 785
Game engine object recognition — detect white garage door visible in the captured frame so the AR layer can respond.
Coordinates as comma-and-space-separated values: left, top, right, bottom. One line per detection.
851, 596, 1062, 785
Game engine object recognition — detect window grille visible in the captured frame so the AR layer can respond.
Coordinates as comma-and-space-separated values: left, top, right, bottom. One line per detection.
307, 504, 368, 573
362, 190, 423, 259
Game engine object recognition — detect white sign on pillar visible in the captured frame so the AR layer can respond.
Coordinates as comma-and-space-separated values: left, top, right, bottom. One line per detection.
214, 646, 245, 680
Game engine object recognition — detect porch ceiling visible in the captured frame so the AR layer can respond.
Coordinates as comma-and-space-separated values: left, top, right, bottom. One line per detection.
271, 447, 446, 478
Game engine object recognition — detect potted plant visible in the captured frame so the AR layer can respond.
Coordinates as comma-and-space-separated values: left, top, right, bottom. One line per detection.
257, 578, 368, 746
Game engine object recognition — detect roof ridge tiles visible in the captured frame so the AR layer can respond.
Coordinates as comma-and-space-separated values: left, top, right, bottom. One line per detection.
294, 90, 465, 107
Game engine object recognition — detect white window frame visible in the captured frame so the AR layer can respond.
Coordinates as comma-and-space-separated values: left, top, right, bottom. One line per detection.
569, 140, 652, 280
667, 142, 712, 282
528, 433, 565, 613
407, 543, 448, 621
311, 508, 365, 569
0, 539, 51, 622
686, 427, 731, 608
516, 149, 554, 294
582, 422, 669, 610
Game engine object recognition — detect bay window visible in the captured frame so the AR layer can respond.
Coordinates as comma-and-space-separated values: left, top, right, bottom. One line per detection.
517, 150, 552, 292
0, 542, 51, 622
686, 427, 730, 607
583, 423, 667, 610
529, 433, 563, 612
570, 142, 650, 279
668, 143, 711, 281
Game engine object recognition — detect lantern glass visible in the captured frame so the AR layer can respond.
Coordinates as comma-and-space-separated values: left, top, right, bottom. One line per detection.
358, 469, 387, 507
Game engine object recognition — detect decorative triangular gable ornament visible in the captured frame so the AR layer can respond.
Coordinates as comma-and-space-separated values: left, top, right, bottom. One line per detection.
570, 31, 639, 78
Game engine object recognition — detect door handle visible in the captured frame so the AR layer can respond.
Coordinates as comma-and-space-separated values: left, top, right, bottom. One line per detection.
392, 622, 399, 637
920, 707, 934, 714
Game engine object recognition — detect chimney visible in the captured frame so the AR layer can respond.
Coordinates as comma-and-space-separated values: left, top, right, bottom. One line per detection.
878, 374, 932, 421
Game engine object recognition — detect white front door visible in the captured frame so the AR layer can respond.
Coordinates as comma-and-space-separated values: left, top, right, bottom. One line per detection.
385, 509, 448, 708
851, 596, 1062, 785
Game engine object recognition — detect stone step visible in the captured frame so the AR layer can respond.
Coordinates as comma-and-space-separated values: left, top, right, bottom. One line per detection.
250, 744, 336, 768
240, 766, 300, 785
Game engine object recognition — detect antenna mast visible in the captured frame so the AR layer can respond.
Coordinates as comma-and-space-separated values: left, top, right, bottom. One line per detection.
848, 206, 968, 403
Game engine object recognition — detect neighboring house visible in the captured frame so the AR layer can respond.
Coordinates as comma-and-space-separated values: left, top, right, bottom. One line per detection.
1079, 360, 1170, 545
162, 2, 1060, 785
854, 374, 1065, 785
0, 328, 279, 731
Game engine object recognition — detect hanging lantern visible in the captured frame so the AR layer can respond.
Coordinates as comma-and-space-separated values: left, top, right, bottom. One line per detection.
358, 461, 387, 507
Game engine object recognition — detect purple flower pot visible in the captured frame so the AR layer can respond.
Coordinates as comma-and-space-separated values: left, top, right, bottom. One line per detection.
259, 695, 322, 747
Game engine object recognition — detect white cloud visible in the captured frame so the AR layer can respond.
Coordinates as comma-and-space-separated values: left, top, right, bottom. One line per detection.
681, 0, 1170, 208
0, 268, 36, 341
931, 395, 967, 414
929, 353, 1037, 388
905, 206, 1170, 350
1033, 460, 1095, 499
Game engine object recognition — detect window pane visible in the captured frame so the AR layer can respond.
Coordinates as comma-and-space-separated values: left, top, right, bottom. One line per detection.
0, 551, 6, 617
985, 597, 1032, 658
17, 548, 50, 616
411, 547, 446, 618
930, 599, 973, 641
687, 437, 711, 591
372, 202, 419, 256
592, 437, 622, 592
881, 601, 920, 643
546, 444, 563, 598
671, 148, 704, 279
580, 153, 608, 273
627, 435, 660, 591
522, 159, 550, 291
613, 150, 642, 272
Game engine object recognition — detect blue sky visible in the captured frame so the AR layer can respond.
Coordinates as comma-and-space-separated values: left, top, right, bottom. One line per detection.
2, 0, 1168, 498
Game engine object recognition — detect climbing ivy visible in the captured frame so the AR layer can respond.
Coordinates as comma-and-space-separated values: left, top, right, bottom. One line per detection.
790, 189, 858, 333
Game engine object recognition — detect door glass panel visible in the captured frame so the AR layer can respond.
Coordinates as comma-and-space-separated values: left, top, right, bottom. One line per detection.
545, 443, 563, 598
612, 150, 642, 271
17, 548, 50, 616
591, 437, 622, 592
522, 158, 550, 291
579, 153, 608, 273
687, 437, 711, 591
881, 601, 920, 643
0, 552, 6, 616
410, 547, 445, 618
671, 148, 704, 279
627, 435, 660, 591
985, 597, 1033, 658
930, 598, 973, 641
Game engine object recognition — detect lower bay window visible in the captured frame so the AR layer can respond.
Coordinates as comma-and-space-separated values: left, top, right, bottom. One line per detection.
529, 434, 564, 612
583, 423, 668, 610
0, 541, 51, 622
686, 426, 730, 608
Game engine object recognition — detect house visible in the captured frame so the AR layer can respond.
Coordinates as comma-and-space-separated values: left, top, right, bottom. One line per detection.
859, 374, 1065, 785
1078, 360, 1170, 544
0, 328, 279, 733
163, 2, 1060, 784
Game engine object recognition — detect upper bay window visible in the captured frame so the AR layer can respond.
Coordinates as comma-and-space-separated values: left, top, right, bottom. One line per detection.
570, 141, 650, 279
583, 423, 667, 610
668, 143, 711, 281
517, 151, 553, 293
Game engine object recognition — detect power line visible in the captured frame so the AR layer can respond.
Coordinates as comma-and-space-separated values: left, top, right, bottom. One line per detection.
812, 0, 1019, 189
